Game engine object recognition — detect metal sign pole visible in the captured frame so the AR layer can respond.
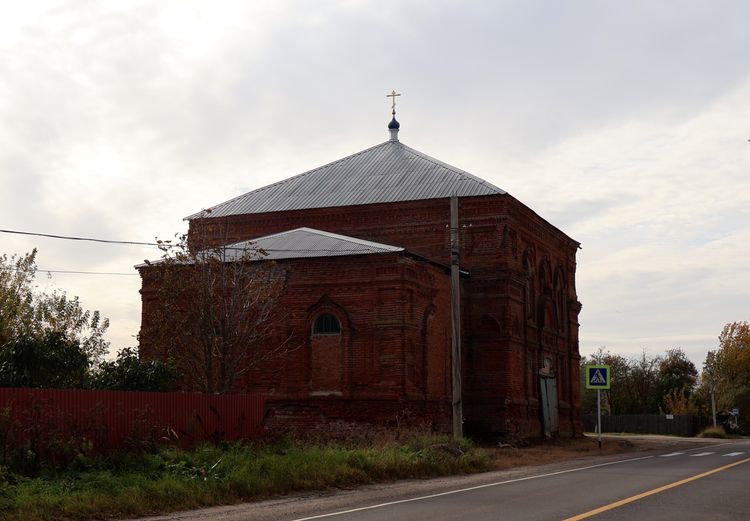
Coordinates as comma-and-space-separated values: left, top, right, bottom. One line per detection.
585, 364, 610, 447
597, 389, 602, 449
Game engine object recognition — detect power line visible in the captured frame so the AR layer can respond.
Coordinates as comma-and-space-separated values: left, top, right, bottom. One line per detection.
37, 269, 138, 276
1, 228, 452, 252
3, 267, 138, 276
0, 228, 161, 247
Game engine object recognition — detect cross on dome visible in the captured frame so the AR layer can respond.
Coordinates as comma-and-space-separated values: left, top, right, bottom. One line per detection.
386, 89, 401, 140
387, 90, 401, 114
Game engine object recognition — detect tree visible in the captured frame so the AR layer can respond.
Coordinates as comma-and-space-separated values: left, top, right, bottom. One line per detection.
657, 348, 698, 413
141, 220, 290, 394
0, 331, 90, 388
90, 347, 181, 392
627, 350, 662, 414
0, 250, 109, 366
582, 347, 697, 415
581, 348, 632, 414
702, 321, 750, 423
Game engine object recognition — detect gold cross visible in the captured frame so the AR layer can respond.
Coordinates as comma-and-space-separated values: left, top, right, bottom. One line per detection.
387, 90, 401, 114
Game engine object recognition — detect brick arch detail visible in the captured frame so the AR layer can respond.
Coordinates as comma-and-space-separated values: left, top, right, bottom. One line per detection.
307, 295, 353, 335
417, 304, 438, 393
469, 314, 509, 397
306, 295, 352, 395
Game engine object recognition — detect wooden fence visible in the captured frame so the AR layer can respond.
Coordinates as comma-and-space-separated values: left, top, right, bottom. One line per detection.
0, 387, 265, 455
583, 414, 699, 437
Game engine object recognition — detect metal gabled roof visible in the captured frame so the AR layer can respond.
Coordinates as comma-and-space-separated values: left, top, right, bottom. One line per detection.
228, 227, 404, 261
186, 139, 506, 219
135, 228, 404, 269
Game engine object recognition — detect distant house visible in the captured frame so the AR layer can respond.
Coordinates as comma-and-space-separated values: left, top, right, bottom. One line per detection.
138, 114, 583, 438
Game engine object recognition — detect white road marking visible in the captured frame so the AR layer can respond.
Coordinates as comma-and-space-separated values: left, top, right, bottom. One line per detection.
724, 452, 745, 457
691, 452, 715, 457
659, 452, 684, 457
291, 442, 744, 521
290, 455, 656, 521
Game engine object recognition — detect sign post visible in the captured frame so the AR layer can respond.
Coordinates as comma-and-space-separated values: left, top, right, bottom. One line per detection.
585, 365, 611, 449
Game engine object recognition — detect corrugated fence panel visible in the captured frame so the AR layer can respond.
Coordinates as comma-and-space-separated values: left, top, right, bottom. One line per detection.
0, 388, 264, 452
583, 414, 698, 437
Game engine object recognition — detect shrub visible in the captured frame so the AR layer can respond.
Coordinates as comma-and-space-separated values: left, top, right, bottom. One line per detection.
697, 426, 728, 438
0, 332, 89, 388
89, 347, 181, 392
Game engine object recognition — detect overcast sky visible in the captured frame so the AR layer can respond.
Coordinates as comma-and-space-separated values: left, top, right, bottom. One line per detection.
2, 0, 749, 367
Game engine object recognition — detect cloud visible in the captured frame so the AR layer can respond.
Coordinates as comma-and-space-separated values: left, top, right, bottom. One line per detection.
1, 1, 749, 365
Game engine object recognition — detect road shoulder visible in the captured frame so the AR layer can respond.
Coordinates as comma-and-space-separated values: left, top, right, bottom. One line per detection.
124, 436, 725, 521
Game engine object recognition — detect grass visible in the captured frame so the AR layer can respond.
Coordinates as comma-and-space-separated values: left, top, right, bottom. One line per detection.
698, 426, 742, 439
0, 435, 489, 521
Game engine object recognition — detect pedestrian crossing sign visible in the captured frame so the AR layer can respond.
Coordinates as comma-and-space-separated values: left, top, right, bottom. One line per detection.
585, 365, 611, 389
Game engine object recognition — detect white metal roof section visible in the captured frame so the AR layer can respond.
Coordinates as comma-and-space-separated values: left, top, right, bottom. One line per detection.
228, 227, 404, 261
186, 139, 506, 219
135, 228, 404, 268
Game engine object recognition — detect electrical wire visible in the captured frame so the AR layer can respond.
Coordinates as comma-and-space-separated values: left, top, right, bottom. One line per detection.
0, 228, 160, 246
1, 226, 454, 273
2, 267, 138, 276
36, 269, 138, 276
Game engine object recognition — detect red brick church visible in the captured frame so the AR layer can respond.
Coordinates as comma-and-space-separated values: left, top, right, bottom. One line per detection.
139, 106, 583, 439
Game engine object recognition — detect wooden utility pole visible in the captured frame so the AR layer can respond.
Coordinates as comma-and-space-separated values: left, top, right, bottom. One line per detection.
450, 195, 463, 438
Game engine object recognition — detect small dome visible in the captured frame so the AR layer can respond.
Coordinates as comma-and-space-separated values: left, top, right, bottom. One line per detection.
388, 117, 400, 130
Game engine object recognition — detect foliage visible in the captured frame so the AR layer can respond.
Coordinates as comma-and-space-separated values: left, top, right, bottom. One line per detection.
700, 321, 750, 431
89, 347, 181, 392
657, 349, 698, 413
697, 426, 729, 439
581, 348, 628, 414
0, 436, 489, 521
0, 250, 109, 366
142, 217, 290, 394
581, 347, 697, 415
661, 388, 696, 415
0, 332, 89, 389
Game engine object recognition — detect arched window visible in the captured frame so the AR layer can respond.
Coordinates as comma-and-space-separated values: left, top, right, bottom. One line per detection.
312, 313, 341, 335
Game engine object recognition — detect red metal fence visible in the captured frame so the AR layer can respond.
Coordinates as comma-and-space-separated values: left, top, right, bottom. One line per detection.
0, 388, 265, 454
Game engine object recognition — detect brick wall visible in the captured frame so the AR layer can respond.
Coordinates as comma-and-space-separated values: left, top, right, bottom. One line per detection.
140, 252, 455, 431
144, 193, 582, 438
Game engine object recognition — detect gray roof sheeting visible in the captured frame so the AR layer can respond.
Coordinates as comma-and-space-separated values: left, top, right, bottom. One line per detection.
187, 139, 505, 219
227, 227, 404, 261
136, 228, 403, 269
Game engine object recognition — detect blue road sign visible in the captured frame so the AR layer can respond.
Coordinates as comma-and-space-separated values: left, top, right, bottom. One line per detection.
585, 365, 611, 389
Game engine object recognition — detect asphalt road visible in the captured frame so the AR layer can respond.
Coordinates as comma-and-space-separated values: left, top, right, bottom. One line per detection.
291, 440, 750, 521
132, 438, 750, 521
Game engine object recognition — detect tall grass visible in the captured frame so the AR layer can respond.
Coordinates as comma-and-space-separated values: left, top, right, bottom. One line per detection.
697, 426, 729, 439
0, 435, 489, 521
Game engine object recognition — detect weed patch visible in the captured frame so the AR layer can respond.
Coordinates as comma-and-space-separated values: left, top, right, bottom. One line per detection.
0, 435, 489, 521
697, 426, 729, 438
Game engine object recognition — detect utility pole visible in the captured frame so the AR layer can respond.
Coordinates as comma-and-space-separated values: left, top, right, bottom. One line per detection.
450, 195, 463, 438
711, 384, 717, 429
706, 356, 717, 429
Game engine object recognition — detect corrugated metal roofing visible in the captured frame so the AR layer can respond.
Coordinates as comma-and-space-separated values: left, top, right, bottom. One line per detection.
226, 227, 404, 261
135, 228, 403, 268
186, 139, 506, 219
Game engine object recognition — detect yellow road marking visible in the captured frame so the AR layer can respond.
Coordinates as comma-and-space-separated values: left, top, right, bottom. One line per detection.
563, 456, 750, 521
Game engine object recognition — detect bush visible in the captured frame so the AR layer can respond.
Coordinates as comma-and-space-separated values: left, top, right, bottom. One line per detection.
0, 332, 89, 388
89, 347, 181, 392
697, 426, 728, 438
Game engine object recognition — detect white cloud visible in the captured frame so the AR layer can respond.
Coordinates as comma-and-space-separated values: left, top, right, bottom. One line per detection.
1, 0, 749, 365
